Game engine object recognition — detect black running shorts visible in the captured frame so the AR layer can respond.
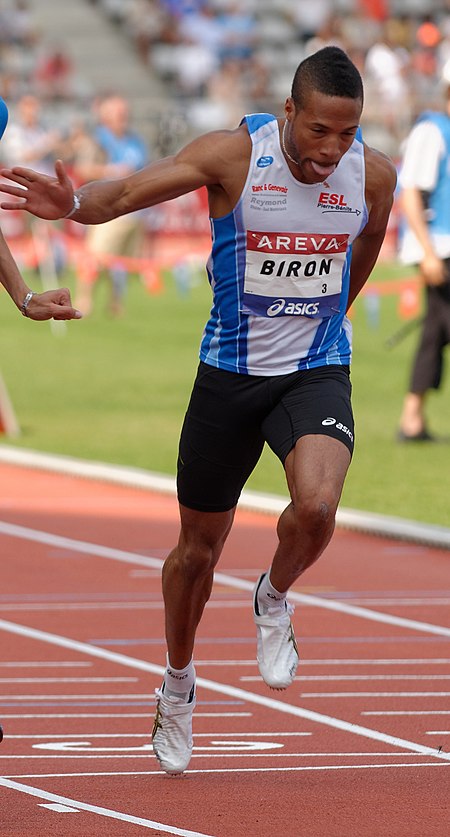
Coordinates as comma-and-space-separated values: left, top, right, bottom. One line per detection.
177, 361, 354, 513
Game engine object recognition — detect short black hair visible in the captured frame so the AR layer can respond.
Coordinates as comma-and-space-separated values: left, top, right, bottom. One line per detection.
291, 46, 364, 109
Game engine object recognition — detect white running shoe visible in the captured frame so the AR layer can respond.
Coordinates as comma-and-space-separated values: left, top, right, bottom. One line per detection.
253, 574, 299, 690
151, 685, 196, 774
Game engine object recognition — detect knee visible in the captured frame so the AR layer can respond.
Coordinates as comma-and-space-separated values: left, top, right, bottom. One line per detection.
299, 498, 335, 539
280, 496, 336, 543
175, 529, 225, 581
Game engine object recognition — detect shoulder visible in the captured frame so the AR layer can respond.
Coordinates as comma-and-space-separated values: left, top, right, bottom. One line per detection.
175, 122, 251, 184
363, 143, 397, 208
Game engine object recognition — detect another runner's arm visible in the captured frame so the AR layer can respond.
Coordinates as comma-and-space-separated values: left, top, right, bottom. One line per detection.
0, 128, 248, 224
346, 147, 397, 310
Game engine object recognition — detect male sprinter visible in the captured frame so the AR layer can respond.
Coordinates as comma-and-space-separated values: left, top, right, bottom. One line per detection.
0, 47, 396, 774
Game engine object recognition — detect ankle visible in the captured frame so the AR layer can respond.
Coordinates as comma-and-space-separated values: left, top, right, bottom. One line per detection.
255, 572, 287, 615
163, 655, 196, 701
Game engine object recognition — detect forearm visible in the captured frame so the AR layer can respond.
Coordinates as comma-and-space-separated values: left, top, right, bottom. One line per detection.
69, 155, 204, 225
0, 230, 31, 309
68, 178, 131, 224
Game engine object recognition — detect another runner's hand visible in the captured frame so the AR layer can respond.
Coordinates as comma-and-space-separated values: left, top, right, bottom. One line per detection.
0, 160, 74, 220
25, 288, 83, 321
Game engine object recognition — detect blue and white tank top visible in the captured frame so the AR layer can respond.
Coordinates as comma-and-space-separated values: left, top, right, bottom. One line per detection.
200, 113, 367, 375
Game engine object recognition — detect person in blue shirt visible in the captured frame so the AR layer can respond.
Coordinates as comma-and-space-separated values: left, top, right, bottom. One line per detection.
72, 94, 149, 316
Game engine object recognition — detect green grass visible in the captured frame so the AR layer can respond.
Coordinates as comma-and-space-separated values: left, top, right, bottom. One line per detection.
0, 261, 448, 527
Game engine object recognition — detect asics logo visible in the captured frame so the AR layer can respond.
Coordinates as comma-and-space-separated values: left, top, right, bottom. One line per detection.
267, 298, 286, 316
322, 417, 354, 442
267, 298, 320, 317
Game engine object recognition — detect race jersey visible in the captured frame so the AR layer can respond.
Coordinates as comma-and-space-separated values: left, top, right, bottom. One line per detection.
200, 112, 368, 375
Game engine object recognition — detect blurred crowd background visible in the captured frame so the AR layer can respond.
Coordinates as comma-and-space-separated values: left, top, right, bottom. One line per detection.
0, 0, 449, 312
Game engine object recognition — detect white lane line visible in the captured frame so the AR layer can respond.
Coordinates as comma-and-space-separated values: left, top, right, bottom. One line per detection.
39, 803, 79, 813
426, 731, 450, 736
197, 658, 450, 666
317, 598, 450, 606
0, 677, 137, 684
300, 691, 450, 698
0, 694, 153, 700
0, 712, 251, 719
3, 763, 450, 779
0, 603, 166, 612
240, 674, 450, 682
363, 711, 450, 716
0, 662, 92, 668
1, 519, 450, 638
0, 778, 217, 837
0, 752, 438, 761
0, 618, 449, 763
9, 731, 309, 740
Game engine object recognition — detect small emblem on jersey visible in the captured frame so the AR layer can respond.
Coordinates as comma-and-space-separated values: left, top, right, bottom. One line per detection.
256, 155, 274, 168
318, 191, 361, 215
322, 417, 336, 426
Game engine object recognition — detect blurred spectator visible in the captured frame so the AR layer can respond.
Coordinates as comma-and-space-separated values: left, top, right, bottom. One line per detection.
73, 94, 150, 316
0, 93, 61, 173
0, 92, 67, 279
34, 46, 75, 102
304, 13, 345, 56
1, 0, 37, 48
216, 1, 256, 65
364, 19, 412, 144
290, 0, 334, 43
124, 0, 172, 64
397, 60, 450, 442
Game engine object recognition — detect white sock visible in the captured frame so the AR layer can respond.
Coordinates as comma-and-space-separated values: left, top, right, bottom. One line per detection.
163, 655, 196, 701
256, 572, 287, 615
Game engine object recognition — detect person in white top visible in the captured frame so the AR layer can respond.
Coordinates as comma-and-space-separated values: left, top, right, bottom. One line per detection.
397, 60, 450, 441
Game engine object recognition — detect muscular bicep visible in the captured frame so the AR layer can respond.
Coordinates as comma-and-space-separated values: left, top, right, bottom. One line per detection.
116, 127, 249, 215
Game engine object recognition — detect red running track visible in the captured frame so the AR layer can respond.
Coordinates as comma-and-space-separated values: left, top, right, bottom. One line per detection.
0, 462, 449, 837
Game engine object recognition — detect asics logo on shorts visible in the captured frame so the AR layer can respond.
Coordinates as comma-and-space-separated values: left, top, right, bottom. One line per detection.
322, 416, 354, 442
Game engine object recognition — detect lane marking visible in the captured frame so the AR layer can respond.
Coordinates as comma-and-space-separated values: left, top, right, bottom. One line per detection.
0, 662, 92, 668
0, 602, 166, 612
3, 763, 450, 779
9, 731, 310, 740
0, 677, 137, 684
0, 694, 155, 700
300, 691, 450, 698
0, 712, 251, 719
0, 752, 442, 761
0, 617, 449, 762
0, 778, 217, 837
1, 520, 450, 637
363, 711, 450, 716
308, 598, 450, 606
197, 658, 450, 666
4, 597, 450, 611
426, 731, 450, 736
39, 803, 79, 813
241, 674, 450, 682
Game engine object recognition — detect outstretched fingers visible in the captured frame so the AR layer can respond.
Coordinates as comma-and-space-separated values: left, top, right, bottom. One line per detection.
2, 166, 50, 184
